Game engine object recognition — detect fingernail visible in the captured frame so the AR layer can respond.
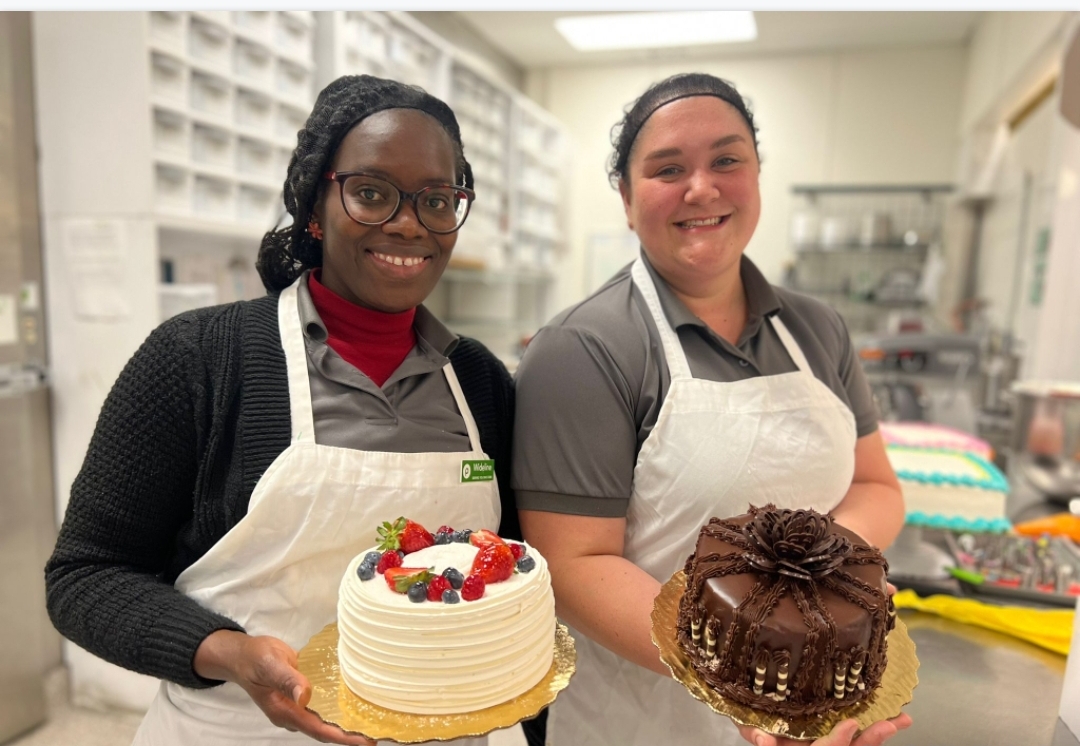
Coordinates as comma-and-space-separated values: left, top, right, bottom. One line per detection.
292, 685, 303, 702
754, 736, 767, 746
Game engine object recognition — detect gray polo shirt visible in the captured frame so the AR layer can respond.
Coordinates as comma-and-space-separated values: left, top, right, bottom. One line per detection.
512, 252, 878, 518
296, 273, 472, 453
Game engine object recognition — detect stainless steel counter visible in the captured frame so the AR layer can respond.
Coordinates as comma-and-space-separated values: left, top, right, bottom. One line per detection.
892, 609, 1075, 746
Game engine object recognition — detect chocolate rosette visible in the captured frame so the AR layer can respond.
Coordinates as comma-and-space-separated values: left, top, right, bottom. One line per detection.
743, 509, 853, 581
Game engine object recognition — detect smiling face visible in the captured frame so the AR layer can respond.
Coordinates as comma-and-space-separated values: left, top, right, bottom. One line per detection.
314, 108, 460, 313
620, 95, 760, 299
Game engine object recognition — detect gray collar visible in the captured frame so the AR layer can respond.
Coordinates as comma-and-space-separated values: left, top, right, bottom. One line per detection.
640, 250, 782, 339
296, 270, 459, 359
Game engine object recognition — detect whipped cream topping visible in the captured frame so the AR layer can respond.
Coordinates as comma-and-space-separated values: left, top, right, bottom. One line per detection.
337, 541, 556, 714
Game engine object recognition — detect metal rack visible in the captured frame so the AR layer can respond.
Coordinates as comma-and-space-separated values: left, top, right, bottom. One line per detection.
785, 184, 953, 333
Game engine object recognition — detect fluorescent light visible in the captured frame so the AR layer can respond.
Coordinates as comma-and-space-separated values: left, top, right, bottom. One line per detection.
555, 11, 757, 52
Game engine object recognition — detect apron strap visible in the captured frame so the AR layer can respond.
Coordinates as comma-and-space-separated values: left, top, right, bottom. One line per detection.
278, 277, 317, 443
630, 258, 693, 380
769, 315, 812, 373
442, 362, 484, 453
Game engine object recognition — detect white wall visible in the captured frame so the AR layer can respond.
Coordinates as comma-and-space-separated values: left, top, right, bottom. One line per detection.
525, 45, 967, 314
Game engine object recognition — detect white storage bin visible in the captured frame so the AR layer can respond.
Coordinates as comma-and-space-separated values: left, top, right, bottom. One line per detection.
275, 58, 311, 104
275, 103, 307, 142
150, 52, 187, 104
188, 18, 231, 71
233, 11, 272, 42
190, 71, 232, 120
237, 137, 275, 177
192, 11, 230, 28
274, 12, 313, 61
238, 185, 279, 226
193, 175, 235, 217
233, 39, 272, 89
191, 124, 233, 168
149, 11, 186, 53
152, 108, 189, 157
154, 163, 191, 213
235, 88, 273, 133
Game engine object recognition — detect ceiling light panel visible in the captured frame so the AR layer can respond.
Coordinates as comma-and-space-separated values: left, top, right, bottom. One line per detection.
555, 11, 757, 52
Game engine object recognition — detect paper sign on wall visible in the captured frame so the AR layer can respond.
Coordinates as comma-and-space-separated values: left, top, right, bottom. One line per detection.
0, 294, 17, 345
61, 218, 131, 320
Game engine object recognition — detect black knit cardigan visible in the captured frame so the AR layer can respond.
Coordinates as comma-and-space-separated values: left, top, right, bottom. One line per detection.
44, 294, 519, 689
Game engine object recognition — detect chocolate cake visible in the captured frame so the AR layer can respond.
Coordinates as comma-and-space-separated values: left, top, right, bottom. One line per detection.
676, 505, 895, 718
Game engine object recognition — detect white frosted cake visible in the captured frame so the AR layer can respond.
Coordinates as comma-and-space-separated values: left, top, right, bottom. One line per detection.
337, 520, 556, 715
885, 445, 1010, 533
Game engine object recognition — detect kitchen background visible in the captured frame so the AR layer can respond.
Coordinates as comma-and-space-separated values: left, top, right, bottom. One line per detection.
3, 9, 1080, 746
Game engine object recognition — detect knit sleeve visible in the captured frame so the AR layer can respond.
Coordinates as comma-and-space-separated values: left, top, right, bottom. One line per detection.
45, 313, 245, 689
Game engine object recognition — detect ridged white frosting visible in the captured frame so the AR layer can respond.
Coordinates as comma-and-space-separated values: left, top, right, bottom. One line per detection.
337, 541, 556, 714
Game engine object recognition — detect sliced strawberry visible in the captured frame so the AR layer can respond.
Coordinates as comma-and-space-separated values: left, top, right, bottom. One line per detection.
375, 550, 403, 574
384, 567, 435, 594
400, 520, 435, 554
461, 574, 486, 601
470, 543, 515, 584
468, 529, 505, 548
426, 575, 451, 601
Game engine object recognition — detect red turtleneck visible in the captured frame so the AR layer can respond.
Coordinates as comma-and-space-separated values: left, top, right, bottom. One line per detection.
308, 271, 417, 387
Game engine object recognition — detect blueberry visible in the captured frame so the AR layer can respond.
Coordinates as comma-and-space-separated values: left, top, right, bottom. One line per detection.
357, 562, 376, 581
407, 581, 428, 603
397, 549, 405, 559
455, 529, 473, 544
516, 556, 536, 573
442, 567, 464, 590
442, 589, 460, 604
434, 531, 452, 545
364, 551, 381, 565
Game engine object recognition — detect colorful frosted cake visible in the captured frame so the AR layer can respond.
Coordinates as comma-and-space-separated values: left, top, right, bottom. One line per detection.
677, 505, 895, 718
879, 422, 994, 461
885, 446, 1010, 532
337, 518, 556, 714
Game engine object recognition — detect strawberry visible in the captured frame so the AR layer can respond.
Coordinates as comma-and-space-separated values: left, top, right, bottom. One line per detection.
470, 543, 515, 584
461, 574, 486, 601
377, 517, 435, 554
426, 575, 451, 601
468, 529, 505, 548
375, 550, 403, 574
384, 566, 435, 594
509, 543, 526, 561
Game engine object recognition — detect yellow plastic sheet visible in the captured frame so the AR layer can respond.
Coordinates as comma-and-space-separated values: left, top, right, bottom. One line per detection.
893, 589, 1075, 655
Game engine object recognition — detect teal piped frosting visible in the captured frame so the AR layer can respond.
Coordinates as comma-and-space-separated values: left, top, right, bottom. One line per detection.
904, 512, 1012, 534
889, 446, 1009, 492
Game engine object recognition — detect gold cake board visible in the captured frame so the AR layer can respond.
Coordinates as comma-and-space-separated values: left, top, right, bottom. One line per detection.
651, 570, 919, 741
297, 621, 575, 743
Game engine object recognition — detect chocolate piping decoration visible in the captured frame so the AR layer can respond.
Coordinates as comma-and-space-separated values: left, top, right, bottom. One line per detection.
675, 504, 893, 719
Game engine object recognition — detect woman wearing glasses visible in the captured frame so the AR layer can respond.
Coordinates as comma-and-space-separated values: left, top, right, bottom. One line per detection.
46, 75, 519, 746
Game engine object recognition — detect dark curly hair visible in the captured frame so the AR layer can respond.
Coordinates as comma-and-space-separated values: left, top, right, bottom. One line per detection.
256, 74, 474, 292
608, 72, 759, 189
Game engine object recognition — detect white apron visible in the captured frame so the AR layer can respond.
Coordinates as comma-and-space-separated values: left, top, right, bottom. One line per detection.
548, 259, 858, 746
133, 277, 499, 745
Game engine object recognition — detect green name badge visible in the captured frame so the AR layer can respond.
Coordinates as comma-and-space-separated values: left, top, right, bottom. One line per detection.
460, 459, 495, 483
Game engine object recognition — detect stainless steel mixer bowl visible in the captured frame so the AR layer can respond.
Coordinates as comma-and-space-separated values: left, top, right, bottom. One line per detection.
1010, 380, 1080, 503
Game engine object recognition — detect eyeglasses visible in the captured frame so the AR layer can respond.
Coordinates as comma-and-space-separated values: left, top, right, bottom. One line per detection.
323, 171, 475, 234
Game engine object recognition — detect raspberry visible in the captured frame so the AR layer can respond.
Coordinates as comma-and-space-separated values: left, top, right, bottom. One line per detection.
376, 550, 403, 574
427, 575, 451, 601
461, 574, 486, 601
437, 525, 454, 535
509, 543, 525, 560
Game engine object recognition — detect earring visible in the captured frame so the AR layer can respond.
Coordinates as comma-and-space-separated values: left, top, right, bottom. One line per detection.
307, 221, 323, 240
